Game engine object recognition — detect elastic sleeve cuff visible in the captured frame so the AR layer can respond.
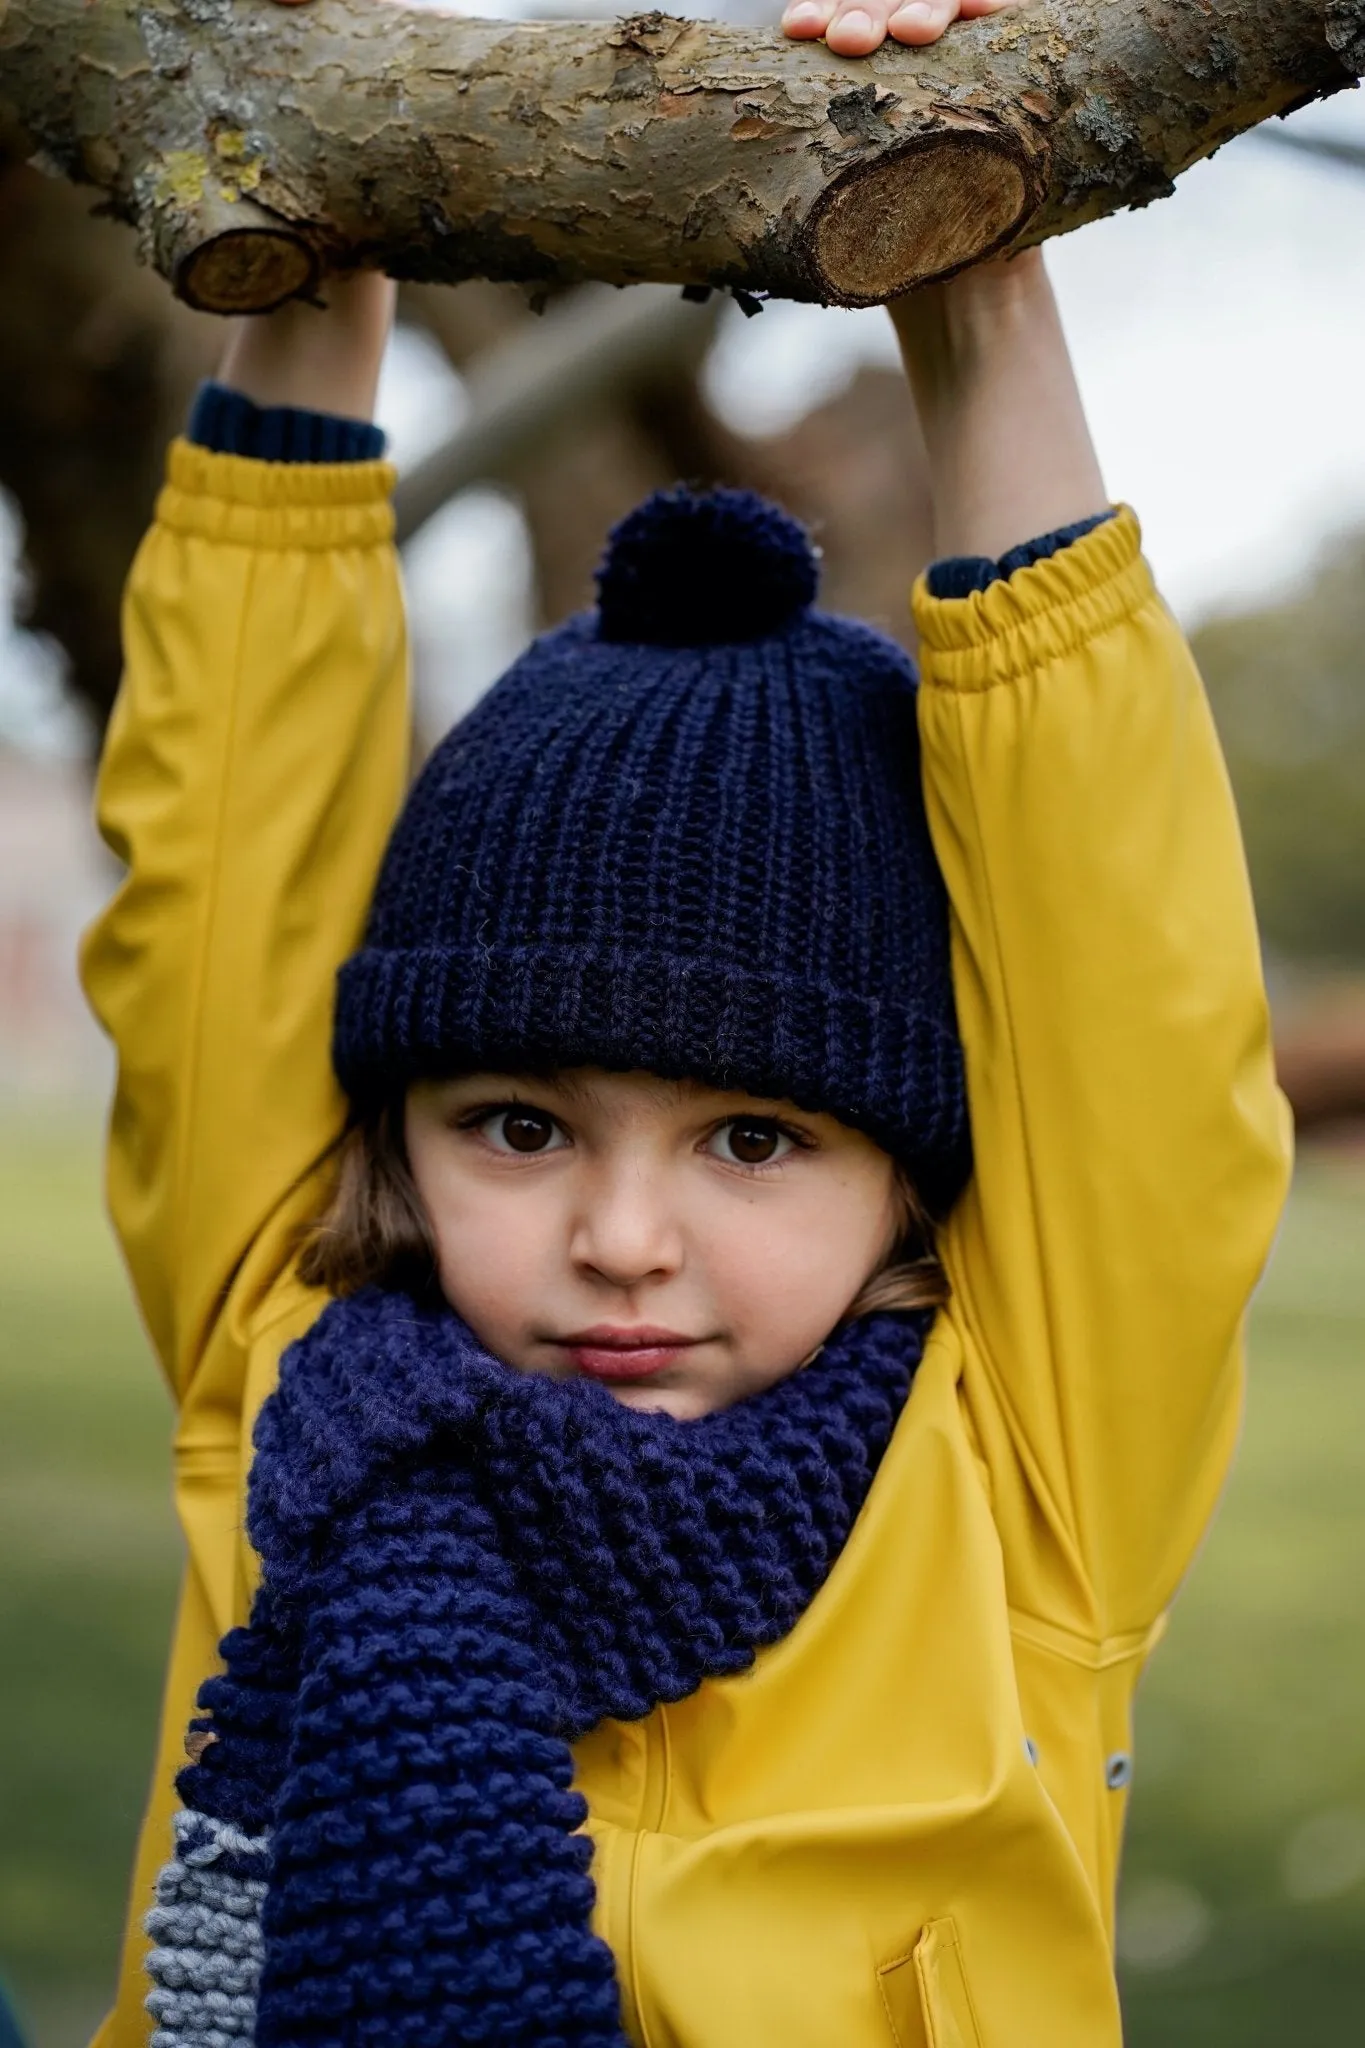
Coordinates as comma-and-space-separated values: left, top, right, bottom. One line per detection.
187, 381, 387, 464
926, 510, 1116, 601
912, 505, 1152, 691
156, 439, 397, 550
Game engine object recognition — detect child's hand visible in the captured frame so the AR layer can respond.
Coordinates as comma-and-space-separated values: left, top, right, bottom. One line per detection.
782, 0, 1016, 59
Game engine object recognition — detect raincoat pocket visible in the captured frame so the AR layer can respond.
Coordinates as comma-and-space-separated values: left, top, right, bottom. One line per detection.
877, 1917, 983, 2048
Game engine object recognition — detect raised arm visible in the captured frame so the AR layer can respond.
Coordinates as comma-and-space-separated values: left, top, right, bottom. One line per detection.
80, 276, 407, 1398
892, 255, 1292, 1641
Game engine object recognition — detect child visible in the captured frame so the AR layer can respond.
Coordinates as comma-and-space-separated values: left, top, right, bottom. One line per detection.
81, 26, 1289, 2046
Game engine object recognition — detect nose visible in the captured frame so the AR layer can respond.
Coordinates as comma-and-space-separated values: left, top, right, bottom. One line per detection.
568, 1151, 683, 1290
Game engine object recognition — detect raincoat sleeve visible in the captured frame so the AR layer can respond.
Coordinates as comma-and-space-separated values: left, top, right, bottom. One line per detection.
79, 441, 409, 1404
914, 506, 1292, 1642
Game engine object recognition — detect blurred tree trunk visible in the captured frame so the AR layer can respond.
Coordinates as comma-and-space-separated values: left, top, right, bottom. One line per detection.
508, 364, 937, 645
403, 280, 934, 641
404, 281, 760, 629
0, 163, 216, 733
1275, 990, 1365, 1133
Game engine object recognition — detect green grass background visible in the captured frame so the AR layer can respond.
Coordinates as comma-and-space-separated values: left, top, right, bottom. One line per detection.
1, 1113, 1363, 2045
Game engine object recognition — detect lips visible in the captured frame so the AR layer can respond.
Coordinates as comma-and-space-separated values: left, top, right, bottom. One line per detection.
555, 1326, 703, 1383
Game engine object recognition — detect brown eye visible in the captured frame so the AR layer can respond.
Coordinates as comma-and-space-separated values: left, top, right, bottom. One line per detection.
504, 1111, 552, 1152
483, 1107, 565, 1155
710, 1118, 793, 1167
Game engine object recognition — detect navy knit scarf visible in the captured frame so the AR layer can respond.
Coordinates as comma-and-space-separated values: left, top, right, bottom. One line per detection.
146, 1287, 928, 2047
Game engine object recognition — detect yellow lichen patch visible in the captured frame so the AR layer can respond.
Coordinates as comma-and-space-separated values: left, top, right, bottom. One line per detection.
210, 129, 264, 203
218, 159, 264, 203
156, 151, 207, 208
991, 12, 1067, 65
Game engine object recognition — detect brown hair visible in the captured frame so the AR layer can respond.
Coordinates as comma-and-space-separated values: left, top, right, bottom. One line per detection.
298, 1100, 949, 1320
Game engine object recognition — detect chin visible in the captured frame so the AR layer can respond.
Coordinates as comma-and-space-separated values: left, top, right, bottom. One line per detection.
603, 1382, 718, 1421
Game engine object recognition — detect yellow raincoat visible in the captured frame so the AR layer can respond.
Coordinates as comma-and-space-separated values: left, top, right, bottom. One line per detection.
82, 442, 1291, 2047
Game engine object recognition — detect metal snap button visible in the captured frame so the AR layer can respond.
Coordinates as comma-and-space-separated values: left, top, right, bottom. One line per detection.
1105, 1750, 1133, 1789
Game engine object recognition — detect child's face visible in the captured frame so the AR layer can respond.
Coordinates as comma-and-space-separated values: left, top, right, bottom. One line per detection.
404, 1067, 904, 1420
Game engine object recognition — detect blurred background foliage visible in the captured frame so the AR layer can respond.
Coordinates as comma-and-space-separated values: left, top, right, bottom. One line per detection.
0, 1127, 178, 2048
1197, 536, 1365, 965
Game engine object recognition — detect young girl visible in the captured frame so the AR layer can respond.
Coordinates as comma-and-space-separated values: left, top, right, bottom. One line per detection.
82, 14, 1289, 2040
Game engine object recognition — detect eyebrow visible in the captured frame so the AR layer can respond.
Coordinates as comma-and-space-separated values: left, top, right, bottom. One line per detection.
449, 1067, 808, 1119
517, 1068, 698, 1111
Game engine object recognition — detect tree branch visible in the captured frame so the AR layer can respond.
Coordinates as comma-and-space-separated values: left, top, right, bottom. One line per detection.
1256, 126, 1365, 176
2, 0, 1362, 311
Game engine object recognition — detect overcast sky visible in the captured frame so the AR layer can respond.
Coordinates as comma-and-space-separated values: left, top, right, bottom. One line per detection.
3, 56, 1365, 752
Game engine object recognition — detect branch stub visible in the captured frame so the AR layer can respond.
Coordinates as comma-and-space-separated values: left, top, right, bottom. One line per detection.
805, 131, 1044, 306
175, 225, 319, 315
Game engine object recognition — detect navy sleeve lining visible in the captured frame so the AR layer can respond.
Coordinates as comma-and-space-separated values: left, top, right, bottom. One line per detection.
927, 511, 1115, 600
187, 380, 387, 464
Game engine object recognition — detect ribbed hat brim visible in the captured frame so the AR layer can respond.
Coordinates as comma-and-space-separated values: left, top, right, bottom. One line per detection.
334, 944, 971, 1215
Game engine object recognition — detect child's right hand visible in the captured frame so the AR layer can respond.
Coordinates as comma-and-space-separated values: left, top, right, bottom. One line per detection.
782, 0, 1016, 59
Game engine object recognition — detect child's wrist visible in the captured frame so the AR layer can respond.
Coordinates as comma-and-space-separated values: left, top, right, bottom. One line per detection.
214, 271, 396, 423
889, 249, 1049, 408
888, 249, 1107, 563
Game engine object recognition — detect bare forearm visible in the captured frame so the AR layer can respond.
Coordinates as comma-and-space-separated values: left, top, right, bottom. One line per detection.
214, 272, 396, 421
890, 250, 1107, 563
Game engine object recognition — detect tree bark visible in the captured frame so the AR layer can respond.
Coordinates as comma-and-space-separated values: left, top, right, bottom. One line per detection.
2, 0, 1362, 312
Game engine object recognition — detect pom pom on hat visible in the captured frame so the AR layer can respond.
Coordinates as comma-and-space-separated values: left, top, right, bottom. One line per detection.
596, 486, 820, 646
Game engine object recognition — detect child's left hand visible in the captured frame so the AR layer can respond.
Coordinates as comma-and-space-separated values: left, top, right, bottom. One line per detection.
782, 0, 1016, 59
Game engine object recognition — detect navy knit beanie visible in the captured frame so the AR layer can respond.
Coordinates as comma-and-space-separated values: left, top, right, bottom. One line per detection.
334, 489, 970, 1213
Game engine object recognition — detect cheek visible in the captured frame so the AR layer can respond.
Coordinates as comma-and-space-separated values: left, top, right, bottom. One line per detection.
692, 1172, 893, 1344
407, 1142, 556, 1330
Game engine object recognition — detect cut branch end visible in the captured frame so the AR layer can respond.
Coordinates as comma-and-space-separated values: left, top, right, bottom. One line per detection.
175, 225, 318, 316
145, 185, 318, 315
805, 133, 1045, 306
